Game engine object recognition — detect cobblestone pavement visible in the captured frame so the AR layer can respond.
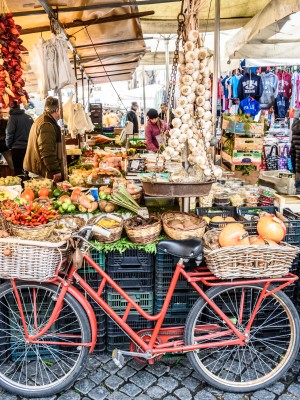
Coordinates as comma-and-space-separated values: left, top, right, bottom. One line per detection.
2, 352, 300, 400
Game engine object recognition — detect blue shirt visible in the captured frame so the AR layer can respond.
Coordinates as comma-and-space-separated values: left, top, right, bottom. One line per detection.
229, 75, 242, 98
239, 97, 261, 117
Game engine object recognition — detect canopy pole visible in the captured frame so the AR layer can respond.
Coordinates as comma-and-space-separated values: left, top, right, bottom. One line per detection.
73, 52, 78, 103
212, 0, 220, 163
81, 68, 85, 106
57, 89, 68, 180
142, 65, 146, 116
165, 36, 170, 98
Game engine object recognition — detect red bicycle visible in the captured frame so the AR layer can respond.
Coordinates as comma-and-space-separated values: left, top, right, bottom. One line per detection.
0, 214, 299, 398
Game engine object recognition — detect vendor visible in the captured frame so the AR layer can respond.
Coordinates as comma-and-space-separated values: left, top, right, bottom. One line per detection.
145, 108, 169, 152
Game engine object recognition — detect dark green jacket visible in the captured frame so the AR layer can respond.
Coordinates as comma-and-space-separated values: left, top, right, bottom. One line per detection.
23, 113, 62, 178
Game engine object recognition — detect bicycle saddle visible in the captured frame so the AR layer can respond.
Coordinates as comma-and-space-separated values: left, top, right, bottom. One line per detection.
157, 238, 203, 259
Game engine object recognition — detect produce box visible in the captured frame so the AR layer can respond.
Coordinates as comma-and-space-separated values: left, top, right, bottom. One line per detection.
224, 120, 264, 135
234, 136, 263, 151
222, 151, 262, 165
258, 170, 296, 195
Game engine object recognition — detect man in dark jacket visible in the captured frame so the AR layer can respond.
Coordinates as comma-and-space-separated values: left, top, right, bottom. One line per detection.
23, 97, 63, 182
6, 101, 33, 176
126, 102, 139, 134
290, 118, 300, 193
0, 108, 14, 173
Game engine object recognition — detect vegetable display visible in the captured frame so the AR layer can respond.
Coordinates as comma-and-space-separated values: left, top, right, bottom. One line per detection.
1, 200, 58, 226
0, 12, 29, 107
110, 186, 141, 214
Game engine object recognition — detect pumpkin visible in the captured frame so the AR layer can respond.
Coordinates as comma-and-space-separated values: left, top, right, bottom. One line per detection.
211, 216, 224, 222
224, 216, 236, 222
257, 214, 286, 243
250, 236, 279, 246
219, 223, 250, 247
20, 189, 35, 202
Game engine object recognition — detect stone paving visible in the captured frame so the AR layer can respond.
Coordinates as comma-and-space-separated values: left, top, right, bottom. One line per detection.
2, 352, 300, 400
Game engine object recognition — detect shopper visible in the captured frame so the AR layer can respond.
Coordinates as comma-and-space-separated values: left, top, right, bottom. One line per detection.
0, 108, 14, 174
23, 96, 63, 182
104, 110, 120, 127
6, 100, 33, 177
145, 108, 169, 152
126, 102, 139, 134
158, 103, 174, 127
291, 117, 300, 194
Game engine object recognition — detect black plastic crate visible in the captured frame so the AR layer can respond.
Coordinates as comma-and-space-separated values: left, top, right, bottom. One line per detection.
155, 249, 197, 273
107, 249, 154, 273
237, 206, 277, 221
196, 206, 237, 219
107, 314, 153, 336
93, 333, 106, 355
107, 270, 153, 291
155, 271, 191, 294
107, 335, 131, 352
107, 291, 154, 314
155, 291, 199, 313
161, 312, 188, 327
282, 209, 300, 246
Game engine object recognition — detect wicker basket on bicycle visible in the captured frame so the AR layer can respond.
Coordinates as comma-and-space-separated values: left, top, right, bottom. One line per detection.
88, 214, 124, 243
9, 222, 55, 241
204, 241, 299, 279
0, 237, 69, 281
162, 211, 206, 240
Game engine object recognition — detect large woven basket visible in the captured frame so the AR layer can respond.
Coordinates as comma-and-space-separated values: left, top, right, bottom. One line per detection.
204, 241, 299, 279
124, 216, 161, 244
88, 214, 124, 243
162, 211, 206, 240
0, 237, 68, 281
10, 222, 55, 241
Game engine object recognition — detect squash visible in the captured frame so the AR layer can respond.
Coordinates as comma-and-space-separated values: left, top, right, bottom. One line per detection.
257, 214, 286, 243
219, 224, 249, 247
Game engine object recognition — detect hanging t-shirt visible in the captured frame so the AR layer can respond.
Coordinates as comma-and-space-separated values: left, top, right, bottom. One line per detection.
291, 72, 300, 109
274, 94, 289, 119
239, 97, 261, 117
221, 76, 229, 98
228, 75, 242, 98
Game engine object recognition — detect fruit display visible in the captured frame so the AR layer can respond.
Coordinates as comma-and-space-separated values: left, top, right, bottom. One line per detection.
23, 178, 52, 192
257, 213, 286, 243
0, 12, 29, 107
69, 169, 90, 188
0, 176, 21, 186
98, 200, 118, 213
53, 196, 76, 214
0, 188, 18, 201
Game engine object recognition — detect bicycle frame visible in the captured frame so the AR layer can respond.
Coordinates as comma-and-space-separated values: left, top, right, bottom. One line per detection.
11, 252, 299, 358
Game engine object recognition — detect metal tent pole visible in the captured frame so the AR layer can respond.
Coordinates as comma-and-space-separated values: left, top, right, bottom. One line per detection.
164, 36, 170, 98
211, 0, 220, 163
57, 89, 68, 180
142, 65, 146, 116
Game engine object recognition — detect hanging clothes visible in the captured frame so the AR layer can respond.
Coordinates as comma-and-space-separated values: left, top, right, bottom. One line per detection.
276, 70, 292, 99
237, 72, 263, 101
260, 72, 279, 109
228, 74, 242, 99
274, 94, 289, 119
291, 71, 300, 109
30, 37, 48, 99
239, 97, 261, 117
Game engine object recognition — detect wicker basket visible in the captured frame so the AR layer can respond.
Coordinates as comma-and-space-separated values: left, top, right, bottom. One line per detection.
88, 214, 123, 243
10, 222, 55, 241
0, 237, 68, 281
124, 216, 161, 245
204, 242, 299, 279
162, 211, 206, 240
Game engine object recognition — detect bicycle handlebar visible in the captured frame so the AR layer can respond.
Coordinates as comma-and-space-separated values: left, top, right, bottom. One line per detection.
92, 225, 111, 238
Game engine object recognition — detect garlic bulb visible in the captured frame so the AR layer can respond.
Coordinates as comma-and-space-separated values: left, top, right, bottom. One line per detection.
180, 85, 192, 96
199, 47, 208, 60
196, 84, 205, 95
172, 118, 182, 128
178, 64, 186, 74
182, 74, 193, 85
203, 67, 210, 77
184, 41, 195, 52
204, 111, 212, 121
185, 63, 195, 74
181, 114, 191, 124
198, 63, 205, 73
186, 129, 194, 138
196, 107, 205, 117
177, 96, 188, 108
188, 30, 199, 42
192, 71, 199, 81
187, 93, 196, 103
190, 81, 198, 92
204, 90, 211, 100
196, 96, 205, 106
196, 74, 203, 84
178, 133, 187, 143
178, 52, 185, 64
193, 59, 200, 69
203, 101, 211, 111
185, 104, 194, 114
185, 51, 196, 62
173, 107, 185, 118
180, 123, 189, 132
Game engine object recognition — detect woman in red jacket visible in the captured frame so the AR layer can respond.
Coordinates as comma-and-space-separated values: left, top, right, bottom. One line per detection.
145, 108, 169, 152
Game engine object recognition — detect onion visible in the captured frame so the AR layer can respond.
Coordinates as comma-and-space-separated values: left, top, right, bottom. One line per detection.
257, 214, 286, 243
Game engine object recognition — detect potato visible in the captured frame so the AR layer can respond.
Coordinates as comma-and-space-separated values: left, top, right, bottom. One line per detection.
183, 220, 197, 229
104, 203, 116, 213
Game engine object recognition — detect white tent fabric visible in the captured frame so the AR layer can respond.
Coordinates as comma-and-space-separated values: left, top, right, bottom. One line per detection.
225, 0, 300, 64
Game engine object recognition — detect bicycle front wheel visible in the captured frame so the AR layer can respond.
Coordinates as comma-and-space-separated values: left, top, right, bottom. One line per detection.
184, 284, 300, 392
0, 281, 91, 398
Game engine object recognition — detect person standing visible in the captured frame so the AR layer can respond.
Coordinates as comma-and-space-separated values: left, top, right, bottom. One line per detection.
145, 108, 169, 152
23, 96, 63, 183
0, 108, 14, 174
6, 101, 33, 177
126, 102, 139, 134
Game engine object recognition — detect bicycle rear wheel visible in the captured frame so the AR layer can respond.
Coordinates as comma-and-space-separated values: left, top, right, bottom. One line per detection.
0, 281, 91, 398
184, 284, 300, 392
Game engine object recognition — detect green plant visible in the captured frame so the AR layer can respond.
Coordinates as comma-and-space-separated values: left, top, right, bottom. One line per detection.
91, 235, 168, 254
235, 165, 257, 175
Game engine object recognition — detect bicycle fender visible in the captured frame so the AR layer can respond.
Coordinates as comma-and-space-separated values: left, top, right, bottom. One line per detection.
52, 281, 97, 353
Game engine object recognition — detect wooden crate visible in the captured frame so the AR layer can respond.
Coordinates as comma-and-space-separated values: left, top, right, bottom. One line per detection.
221, 151, 261, 172
223, 120, 264, 135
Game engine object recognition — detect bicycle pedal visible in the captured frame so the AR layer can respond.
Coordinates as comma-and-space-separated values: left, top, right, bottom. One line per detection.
112, 349, 125, 368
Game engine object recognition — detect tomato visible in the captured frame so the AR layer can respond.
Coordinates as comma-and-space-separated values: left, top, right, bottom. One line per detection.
20, 189, 35, 202
59, 195, 71, 203
38, 188, 51, 198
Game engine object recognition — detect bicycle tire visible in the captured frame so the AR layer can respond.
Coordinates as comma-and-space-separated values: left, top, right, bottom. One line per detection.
184, 284, 300, 393
0, 281, 91, 398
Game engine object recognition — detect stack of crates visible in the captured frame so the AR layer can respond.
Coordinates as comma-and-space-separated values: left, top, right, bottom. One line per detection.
75, 247, 107, 354
154, 249, 199, 327
106, 249, 154, 352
